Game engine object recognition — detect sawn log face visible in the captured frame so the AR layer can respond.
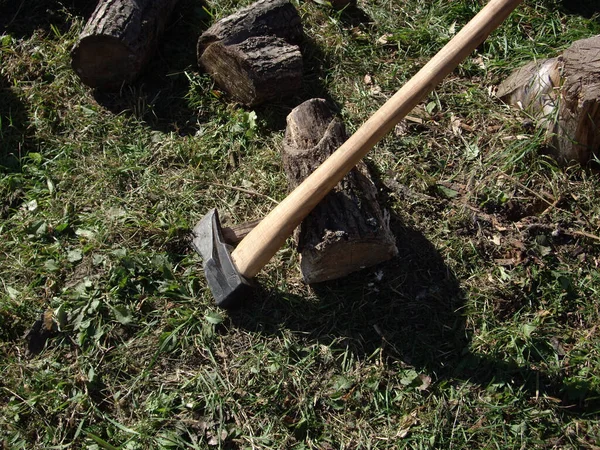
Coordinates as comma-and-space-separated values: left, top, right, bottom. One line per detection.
497, 34, 600, 164
71, 0, 180, 89
197, 0, 303, 106
200, 36, 302, 106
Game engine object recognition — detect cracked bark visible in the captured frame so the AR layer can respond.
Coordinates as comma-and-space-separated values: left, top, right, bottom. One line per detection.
282, 99, 398, 284
197, 0, 303, 106
71, 0, 180, 90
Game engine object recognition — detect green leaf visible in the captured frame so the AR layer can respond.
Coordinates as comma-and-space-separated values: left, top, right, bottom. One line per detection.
113, 305, 133, 325
332, 375, 353, 392
55, 304, 68, 330
400, 369, 420, 386
54, 222, 70, 233
465, 141, 480, 160
45, 259, 60, 271
426, 101, 437, 115
522, 323, 536, 338
67, 249, 83, 263
0, 34, 12, 47
436, 185, 459, 199
6, 286, 20, 300
75, 228, 96, 239
112, 248, 127, 258
205, 311, 225, 325
92, 254, 105, 266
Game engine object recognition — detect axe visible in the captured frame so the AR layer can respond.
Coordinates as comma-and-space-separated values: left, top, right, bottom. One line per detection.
192, 0, 523, 307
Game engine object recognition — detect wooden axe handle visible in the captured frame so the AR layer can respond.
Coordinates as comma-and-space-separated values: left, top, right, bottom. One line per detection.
232, 0, 523, 278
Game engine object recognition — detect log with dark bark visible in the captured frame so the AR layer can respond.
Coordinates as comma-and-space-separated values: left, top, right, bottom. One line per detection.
497, 35, 600, 164
200, 36, 302, 106
197, 0, 303, 54
197, 0, 303, 106
282, 99, 398, 284
71, 0, 180, 90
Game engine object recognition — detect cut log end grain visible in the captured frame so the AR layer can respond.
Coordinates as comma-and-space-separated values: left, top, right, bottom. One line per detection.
71, 0, 180, 90
200, 36, 303, 106
197, 0, 303, 106
497, 35, 600, 164
71, 36, 136, 89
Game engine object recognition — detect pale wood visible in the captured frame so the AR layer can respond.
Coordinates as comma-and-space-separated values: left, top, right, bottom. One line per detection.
72, 0, 180, 89
231, 0, 524, 278
496, 58, 560, 114
222, 219, 262, 245
282, 99, 397, 283
497, 35, 600, 164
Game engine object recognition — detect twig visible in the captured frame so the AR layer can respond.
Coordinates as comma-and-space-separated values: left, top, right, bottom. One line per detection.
540, 197, 561, 216
209, 182, 279, 205
570, 229, 600, 242
500, 172, 555, 206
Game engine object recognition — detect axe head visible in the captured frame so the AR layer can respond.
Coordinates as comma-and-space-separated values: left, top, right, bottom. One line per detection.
191, 209, 253, 308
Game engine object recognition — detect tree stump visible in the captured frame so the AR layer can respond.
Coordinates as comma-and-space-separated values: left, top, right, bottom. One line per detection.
197, 0, 303, 106
497, 35, 600, 164
282, 99, 398, 284
71, 0, 180, 90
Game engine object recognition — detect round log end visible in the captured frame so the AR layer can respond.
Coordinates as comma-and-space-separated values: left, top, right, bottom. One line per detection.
71, 36, 137, 90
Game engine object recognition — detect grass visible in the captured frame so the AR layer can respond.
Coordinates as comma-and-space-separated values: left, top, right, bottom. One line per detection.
2, 0, 600, 448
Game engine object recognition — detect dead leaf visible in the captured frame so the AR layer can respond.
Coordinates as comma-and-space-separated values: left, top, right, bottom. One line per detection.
450, 114, 462, 136
474, 55, 486, 69
377, 33, 393, 45
370, 85, 382, 96
394, 121, 409, 137
509, 239, 526, 251
417, 374, 432, 391
495, 258, 516, 266
397, 410, 419, 438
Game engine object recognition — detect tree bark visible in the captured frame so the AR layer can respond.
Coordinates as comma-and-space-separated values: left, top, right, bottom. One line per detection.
200, 36, 302, 106
197, 0, 303, 55
197, 0, 303, 106
497, 35, 600, 164
71, 0, 180, 90
556, 36, 600, 164
282, 99, 398, 284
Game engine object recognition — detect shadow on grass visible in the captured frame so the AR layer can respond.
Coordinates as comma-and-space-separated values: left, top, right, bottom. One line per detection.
0, 0, 97, 38
92, 0, 210, 136
229, 212, 600, 415
556, 0, 600, 19
337, 3, 373, 28
0, 76, 29, 174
